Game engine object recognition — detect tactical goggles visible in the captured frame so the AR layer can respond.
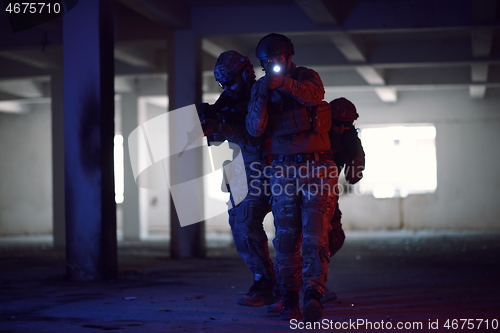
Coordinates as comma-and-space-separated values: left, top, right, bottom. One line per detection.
218, 78, 236, 89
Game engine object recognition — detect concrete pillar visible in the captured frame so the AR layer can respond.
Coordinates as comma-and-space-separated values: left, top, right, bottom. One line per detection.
167, 30, 205, 258
63, 0, 117, 280
51, 71, 65, 248
121, 92, 142, 241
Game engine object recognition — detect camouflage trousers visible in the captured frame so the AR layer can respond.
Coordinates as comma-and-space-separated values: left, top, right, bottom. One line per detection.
270, 160, 338, 296
228, 162, 274, 281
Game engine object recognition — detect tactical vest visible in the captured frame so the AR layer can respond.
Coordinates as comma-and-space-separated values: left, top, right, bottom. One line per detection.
268, 98, 311, 136
268, 99, 331, 137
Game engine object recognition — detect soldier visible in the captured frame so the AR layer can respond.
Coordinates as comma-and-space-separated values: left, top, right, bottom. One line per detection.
322, 97, 365, 302
246, 33, 338, 322
328, 98, 365, 256
199, 51, 277, 308
270, 99, 365, 307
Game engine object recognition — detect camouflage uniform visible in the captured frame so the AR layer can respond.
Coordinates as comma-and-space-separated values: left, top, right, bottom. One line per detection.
201, 50, 275, 307
212, 93, 274, 283
327, 98, 365, 257
247, 60, 338, 320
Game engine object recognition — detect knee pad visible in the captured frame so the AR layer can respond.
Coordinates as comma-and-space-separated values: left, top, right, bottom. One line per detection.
275, 232, 300, 255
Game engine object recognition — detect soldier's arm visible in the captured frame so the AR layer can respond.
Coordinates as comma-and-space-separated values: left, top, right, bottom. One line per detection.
277, 67, 324, 106
343, 126, 366, 184
246, 79, 269, 137
219, 122, 266, 147
343, 126, 365, 161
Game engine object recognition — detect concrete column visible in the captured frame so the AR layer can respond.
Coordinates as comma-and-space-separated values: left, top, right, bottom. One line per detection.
121, 92, 141, 241
167, 30, 205, 258
63, 0, 117, 280
51, 71, 65, 248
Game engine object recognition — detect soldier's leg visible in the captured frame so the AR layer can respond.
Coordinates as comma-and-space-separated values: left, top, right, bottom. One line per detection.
301, 163, 338, 322
321, 205, 345, 303
329, 205, 345, 257
229, 194, 274, 307
301, 191, 336, 295
271, 175, 302, 320
229, 198, 273, 279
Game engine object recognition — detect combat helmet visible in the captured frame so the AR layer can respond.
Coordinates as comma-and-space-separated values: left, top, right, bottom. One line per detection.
330, 97, 358, 122
255, 33, 295, 60
214, 50, 255, 84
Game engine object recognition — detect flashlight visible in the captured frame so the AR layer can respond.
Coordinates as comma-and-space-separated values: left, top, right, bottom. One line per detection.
267, 62, 282, 74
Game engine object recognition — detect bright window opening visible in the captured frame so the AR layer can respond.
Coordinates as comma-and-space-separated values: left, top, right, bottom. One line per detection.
359, 124, 437, 198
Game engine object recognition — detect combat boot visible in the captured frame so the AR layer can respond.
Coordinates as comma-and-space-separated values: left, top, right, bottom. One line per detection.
279, 291, 301, 321
303, 289, 324, 322
237, 278, 274, 307
267, 294, 284, 313
320, 289, 337, 303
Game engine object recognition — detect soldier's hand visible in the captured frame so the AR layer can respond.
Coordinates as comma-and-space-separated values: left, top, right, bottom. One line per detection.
265, 73, 284, 90
345, 163, 364, 184
201, 118, 219, 137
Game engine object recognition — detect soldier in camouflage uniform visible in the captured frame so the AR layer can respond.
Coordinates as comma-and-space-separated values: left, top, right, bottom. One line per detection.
246, 33, 338, 322
320, 97, 365, 303
327, 97, 365, 257
200, 51, 276, 308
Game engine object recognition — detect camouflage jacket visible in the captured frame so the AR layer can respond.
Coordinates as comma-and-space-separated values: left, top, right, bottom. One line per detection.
330, 125, 365, 184
206, 90, 271, 164
246, 64, 329, 155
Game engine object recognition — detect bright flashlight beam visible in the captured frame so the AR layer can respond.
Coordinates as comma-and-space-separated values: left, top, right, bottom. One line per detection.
273, 65, 280, 73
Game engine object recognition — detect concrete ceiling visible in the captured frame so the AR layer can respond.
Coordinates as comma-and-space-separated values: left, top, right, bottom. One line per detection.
0, 0, 499, 113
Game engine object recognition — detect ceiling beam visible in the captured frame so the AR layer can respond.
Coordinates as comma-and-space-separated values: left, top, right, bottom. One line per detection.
471, 63, 489, 82
202, 35, 250, 59
0, 50, 61, 70
201, 39, 226, 59
0, 79, 44, 98
310, 59, 500, 72
469, 85, 487, 99
374, 87, 397, 102
294, 0, 340, 26
329, 32, 397, 102
355, 66, 385, 85
471, 28, 494, 58
114, 47, 155, 68
0, 97, 50, 114
0, 100, 30, 114
470, 26, 493, 100
117, 0, 190, 29
324, 82, 500, 93
115, 77, 135, 93
330, 32, 366, 62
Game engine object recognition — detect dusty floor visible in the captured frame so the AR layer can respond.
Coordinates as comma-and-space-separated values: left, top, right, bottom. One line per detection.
1, 230, 499, 332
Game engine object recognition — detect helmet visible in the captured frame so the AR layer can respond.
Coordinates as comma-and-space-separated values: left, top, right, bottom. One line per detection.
255, 33, 295, 60
330, 98, 358, 122
214, 50, 255, 83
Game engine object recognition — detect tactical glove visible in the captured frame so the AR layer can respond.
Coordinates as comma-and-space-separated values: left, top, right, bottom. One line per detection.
265, 73, 284, 90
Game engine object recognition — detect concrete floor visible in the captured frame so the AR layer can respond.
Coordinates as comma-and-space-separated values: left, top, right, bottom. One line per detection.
1, 230, 499, 332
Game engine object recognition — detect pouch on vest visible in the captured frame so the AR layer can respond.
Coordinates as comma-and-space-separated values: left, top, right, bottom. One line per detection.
269, 104, 312, 136
310, 101, 332, 134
